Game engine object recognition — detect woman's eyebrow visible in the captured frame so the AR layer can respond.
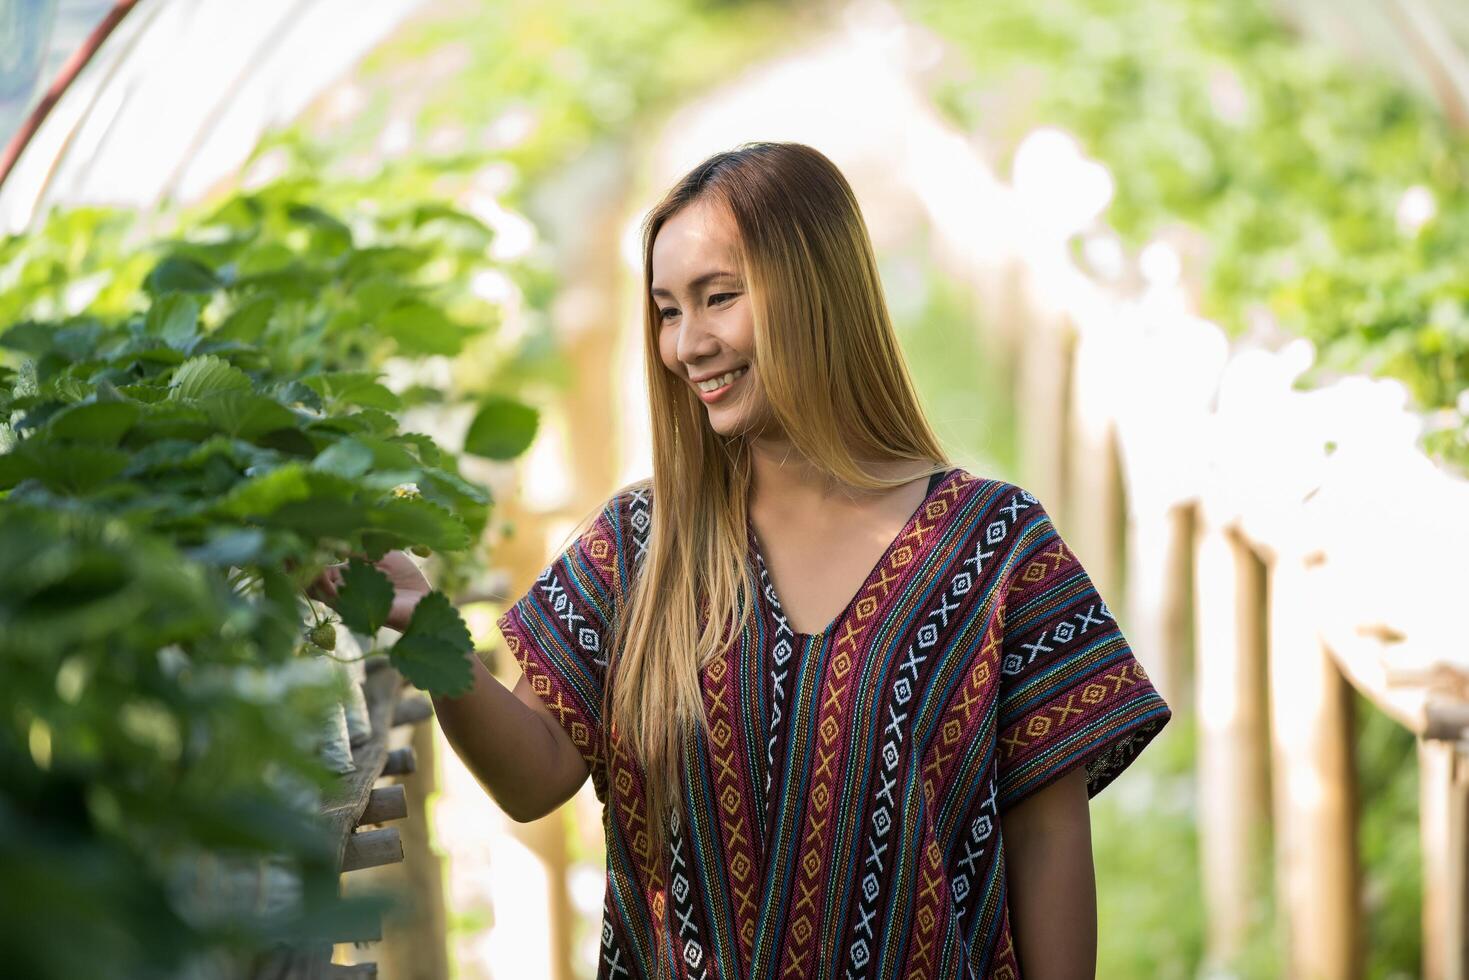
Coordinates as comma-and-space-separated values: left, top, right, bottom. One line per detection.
651, 270, 740, 298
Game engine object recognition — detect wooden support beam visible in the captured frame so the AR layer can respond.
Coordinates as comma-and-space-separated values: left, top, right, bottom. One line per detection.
1268, 550, 1361, 979
326, 915, 382, 945
342, 827, 403, 873
250, 940, 333, 979
376, 718, 452, 980
1065, 338, 1125, 605
319, 669, 405, 871
1194, 520, 1272, 969
326, 965, 378, 979
1125, 501, 1194, 712
1015, 273, 1072, 512
357, 785, 408, 826
382, 746, 416, 776
1424, 702, 1469, 743
392, 695, 434, 728
1420, 738, 1469, 980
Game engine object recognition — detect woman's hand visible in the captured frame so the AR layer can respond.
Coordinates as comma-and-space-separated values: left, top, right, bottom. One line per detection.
307, 549, 432, 633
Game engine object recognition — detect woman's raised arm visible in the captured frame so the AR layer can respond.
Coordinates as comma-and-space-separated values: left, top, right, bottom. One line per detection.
310, 551, 590, 821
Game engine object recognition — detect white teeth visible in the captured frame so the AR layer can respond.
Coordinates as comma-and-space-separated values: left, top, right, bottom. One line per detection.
696, 366, 747, 392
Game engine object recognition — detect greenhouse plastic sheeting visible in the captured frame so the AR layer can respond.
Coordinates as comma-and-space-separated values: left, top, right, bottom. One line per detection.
0, 0, 426, 234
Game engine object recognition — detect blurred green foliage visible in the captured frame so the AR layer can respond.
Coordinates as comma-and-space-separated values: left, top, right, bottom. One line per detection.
909, 0, 1469, 470
0, 169, 546, 975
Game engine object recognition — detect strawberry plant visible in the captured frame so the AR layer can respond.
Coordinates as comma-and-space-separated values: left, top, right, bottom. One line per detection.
0, 174, 539, 977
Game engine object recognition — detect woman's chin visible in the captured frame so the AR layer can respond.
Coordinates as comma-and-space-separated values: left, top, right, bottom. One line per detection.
707, 409, 780, 443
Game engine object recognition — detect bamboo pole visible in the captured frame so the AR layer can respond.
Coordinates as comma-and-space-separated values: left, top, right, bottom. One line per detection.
1193, 519, 1273, 968
1419, 737, 1469, 980
1267, 550, 1360, 979
1125, 501, 1195, 713
1065, 406, 1125, 610
357, 785, 408, 826
376, 718, 452, 980
326, 966, 377, 979
342, 827, 404, 873
1015, 278, 1072, 512
383, 746, 416, 777
975, 253, 1025, 412
392, 695, 434, 728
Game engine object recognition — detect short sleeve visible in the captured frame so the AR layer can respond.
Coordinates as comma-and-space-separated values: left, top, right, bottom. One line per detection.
496, 496, 623, 803
993, 492, 1171, 811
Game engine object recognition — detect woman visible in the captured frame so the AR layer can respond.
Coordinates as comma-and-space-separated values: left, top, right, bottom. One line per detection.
316, 141, 1171, 979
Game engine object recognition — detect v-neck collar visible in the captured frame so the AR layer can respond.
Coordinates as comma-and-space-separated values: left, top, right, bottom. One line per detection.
745, 468, 956, 641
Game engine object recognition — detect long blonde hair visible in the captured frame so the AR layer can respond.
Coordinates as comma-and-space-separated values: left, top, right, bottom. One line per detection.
607, 141, 950, 854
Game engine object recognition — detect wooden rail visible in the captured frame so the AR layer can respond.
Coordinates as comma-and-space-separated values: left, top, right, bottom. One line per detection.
252, 657, 440, 979
926, 133, 1469, 977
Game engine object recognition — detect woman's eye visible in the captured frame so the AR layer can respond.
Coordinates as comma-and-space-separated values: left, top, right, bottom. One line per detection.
660, 293, 736, 319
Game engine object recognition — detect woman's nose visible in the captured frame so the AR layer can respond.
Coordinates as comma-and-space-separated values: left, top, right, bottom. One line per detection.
675, 311, 719, 364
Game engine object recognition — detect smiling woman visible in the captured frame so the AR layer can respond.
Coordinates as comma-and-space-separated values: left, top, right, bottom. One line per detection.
651, 206, 765, 432
489, 141, 1171, 979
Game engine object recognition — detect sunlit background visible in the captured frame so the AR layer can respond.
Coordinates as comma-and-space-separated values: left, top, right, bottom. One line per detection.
3, 1, 1468, 978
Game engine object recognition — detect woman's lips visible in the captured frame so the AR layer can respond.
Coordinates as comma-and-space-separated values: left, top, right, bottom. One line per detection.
695, 366, 747, 403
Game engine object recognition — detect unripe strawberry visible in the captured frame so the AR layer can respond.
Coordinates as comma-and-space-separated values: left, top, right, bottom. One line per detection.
307, 622, 337, 651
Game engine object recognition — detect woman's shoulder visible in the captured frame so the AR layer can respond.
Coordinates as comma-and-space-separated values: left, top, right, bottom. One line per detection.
580, 477, 654, 569
600, 476, 653, 529
939, 469, 1051, 546
938, 466, 1030, 508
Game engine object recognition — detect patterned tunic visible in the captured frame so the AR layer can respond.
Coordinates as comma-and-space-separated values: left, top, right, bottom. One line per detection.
497, 469, 1172, 979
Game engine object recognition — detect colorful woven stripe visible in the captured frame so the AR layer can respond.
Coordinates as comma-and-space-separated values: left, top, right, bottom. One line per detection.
497, 470, 1172, 979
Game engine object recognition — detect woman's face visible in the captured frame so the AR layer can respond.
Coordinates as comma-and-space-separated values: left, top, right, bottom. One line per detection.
652, 198, 774, 440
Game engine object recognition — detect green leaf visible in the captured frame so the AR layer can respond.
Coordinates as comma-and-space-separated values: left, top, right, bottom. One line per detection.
310, 438, 373, 479
197, 391, 297, 440
343, 408, 399, 435
408, 202, 494, 238
423, 467, 491, 505
144, 294, 201, 350
214, 296, 275, 343
43, 401, 141, 446
300, 372, 400, 411
0, 443, 128, 493
0, 320, 58, 357
389, 590, 472, 695
184, 527, 266, 566
463, 396, 538, 460
171, 354, 252, 400
133, 400, 212, 442
266, 498, 370, 538
378, 302, 468, 356
354, 434, 420, 471
367, 496, 470, 552
353, 277, 415, 317
119, 342, 187, 367
334, 558, 394, 635
229, 471, 363, 540
144, 256, 220, 296
218, 463, 310, 517
286, 203, 353, 253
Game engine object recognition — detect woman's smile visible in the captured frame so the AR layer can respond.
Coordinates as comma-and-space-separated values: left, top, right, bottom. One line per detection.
693, 364, 749, 402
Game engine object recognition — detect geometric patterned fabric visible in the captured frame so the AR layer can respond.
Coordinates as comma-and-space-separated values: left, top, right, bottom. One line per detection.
496, 468, 1172, 979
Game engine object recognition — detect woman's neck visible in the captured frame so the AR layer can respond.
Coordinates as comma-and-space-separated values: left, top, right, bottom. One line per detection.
746, 435, 929, 514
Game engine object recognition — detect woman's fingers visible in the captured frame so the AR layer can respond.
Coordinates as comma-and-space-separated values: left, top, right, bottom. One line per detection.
306, 567, 342, 604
